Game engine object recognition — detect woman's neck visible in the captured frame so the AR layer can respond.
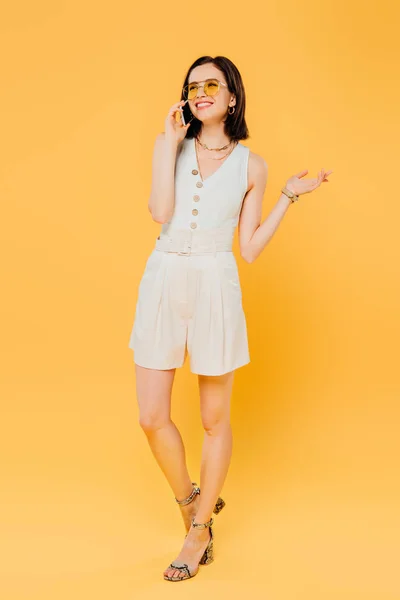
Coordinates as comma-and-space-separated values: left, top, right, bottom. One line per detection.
196, 124, 230, 147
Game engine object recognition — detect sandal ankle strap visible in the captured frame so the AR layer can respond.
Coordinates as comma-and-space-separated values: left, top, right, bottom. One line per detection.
175, 482, 200, 506
191, 516, 214, 529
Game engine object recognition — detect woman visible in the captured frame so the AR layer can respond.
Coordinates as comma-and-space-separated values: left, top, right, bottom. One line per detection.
128, 55, 332, 582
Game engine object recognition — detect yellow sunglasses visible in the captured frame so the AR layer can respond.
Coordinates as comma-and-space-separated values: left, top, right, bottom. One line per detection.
182, 78, 228, 101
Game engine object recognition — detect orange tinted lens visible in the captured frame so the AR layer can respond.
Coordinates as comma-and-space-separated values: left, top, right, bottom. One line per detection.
204, 80, 219, 96
186, 83, 198, 100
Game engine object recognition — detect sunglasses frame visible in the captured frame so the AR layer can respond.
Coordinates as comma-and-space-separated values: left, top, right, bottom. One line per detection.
183, 78, 228, 101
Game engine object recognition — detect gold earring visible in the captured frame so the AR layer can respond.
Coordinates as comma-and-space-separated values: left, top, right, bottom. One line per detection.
228, 106, 235, 115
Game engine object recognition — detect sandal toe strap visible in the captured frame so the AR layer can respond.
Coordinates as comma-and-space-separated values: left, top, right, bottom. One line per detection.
168, 562, 191, 578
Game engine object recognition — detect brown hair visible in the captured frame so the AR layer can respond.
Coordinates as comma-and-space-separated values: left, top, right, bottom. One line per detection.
180, 55, 250, 142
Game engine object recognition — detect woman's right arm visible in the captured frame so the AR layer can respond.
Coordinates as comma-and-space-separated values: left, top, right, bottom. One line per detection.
147, 133, 180, 223
148, 100, 191, 224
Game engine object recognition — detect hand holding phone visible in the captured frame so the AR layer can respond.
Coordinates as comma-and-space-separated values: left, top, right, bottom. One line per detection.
180, 99, 194, 127
165, 101, 192, 146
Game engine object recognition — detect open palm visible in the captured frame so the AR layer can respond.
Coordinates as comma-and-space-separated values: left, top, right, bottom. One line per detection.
286, 168, 333, 196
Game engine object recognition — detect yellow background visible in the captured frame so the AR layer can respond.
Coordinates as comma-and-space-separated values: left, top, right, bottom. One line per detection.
1, 1, 399, 598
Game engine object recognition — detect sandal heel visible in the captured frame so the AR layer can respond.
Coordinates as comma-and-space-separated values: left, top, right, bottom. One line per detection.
199, 527, 214, 565
213, 496, 225, 514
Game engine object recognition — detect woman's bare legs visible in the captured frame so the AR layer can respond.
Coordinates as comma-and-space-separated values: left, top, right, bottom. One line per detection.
164, 369, 235, 580
135, 363, 199, 531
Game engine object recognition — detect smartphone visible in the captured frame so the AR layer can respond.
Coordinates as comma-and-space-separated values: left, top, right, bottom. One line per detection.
181, 99, 194, 126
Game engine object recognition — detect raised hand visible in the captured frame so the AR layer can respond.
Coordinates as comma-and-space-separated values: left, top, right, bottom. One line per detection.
286, 168, 333, 196
164, 100, 191, 146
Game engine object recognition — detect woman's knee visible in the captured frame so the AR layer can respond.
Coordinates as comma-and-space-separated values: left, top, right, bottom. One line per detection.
135, 364, 175, 433
139, 412, 171, 434
201, 413, 231, 435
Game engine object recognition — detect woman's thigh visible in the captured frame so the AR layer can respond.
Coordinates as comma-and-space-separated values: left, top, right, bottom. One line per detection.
198, 370, 235, 430
135, 364, 176, 428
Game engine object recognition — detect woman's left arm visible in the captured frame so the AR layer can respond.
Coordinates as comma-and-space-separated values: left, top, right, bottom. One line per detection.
238, 152, 333, 263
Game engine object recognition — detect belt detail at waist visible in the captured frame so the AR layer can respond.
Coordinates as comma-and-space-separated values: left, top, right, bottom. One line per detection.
155, 229, 233, 256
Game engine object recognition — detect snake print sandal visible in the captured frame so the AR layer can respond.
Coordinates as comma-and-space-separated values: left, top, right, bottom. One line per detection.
163, 516, 214, 581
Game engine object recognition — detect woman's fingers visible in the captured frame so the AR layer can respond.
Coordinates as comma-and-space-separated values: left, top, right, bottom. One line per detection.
295, 169, 308, 178
168, 100, 185, 116
298, 168, 333, 193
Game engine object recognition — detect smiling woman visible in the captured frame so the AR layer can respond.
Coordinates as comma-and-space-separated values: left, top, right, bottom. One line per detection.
128, 55, 253, 583
180, 61, 249, 143
128, 53, 333, 584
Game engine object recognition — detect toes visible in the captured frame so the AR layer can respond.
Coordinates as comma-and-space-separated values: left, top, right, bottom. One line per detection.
164, 567, 179, 579
164, 567, 187, 580
164, 568, 173, 578
176, 569, 186, 579
178, 568, 188, 579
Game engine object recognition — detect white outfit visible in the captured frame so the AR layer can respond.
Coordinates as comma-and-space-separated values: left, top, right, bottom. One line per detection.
128, 135, 251, 376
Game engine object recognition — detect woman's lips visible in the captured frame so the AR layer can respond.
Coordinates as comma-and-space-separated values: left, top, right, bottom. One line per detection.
196, 102, 213, 109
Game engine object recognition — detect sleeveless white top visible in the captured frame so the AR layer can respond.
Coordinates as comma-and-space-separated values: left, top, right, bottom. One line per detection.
160, 136, 250, 234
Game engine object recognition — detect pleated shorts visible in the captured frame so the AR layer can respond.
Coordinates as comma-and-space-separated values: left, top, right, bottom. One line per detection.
128, 230, 250, 376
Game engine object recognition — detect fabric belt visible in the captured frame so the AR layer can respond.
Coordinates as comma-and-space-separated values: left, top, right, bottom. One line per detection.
154, 228, 233, 256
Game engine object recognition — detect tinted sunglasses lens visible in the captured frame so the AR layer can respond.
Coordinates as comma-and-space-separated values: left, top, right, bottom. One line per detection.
183, 83, 198, 100
204, 80, 219, 96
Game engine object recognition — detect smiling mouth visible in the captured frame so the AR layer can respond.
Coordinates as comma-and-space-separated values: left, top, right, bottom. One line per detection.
196, 102, 213, 108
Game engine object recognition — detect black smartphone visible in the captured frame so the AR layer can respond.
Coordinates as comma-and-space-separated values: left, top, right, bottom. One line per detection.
181, 99, 194, 126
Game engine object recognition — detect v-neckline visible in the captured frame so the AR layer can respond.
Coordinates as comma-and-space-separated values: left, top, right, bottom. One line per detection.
192, 136, 240, 183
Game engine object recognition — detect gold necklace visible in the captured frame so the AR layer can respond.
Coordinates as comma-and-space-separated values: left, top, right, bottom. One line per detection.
194, 138, 237, 181
195, 137, 237, 162
195, 136, 232, 152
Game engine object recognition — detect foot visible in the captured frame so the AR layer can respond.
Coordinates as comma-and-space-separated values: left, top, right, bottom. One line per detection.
163, 521, 212, 580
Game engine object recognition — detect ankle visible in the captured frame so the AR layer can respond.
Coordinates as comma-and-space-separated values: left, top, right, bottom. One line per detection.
192, 513, 212, 526
175, 482, 200, 506
176, 488, 194, 504
191, 515, 214, 530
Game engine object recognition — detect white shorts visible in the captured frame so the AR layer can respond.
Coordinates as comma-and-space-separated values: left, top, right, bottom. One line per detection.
128, 230, 250, 376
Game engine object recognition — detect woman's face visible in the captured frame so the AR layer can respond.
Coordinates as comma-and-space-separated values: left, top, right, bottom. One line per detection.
186, 65, 235, 124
